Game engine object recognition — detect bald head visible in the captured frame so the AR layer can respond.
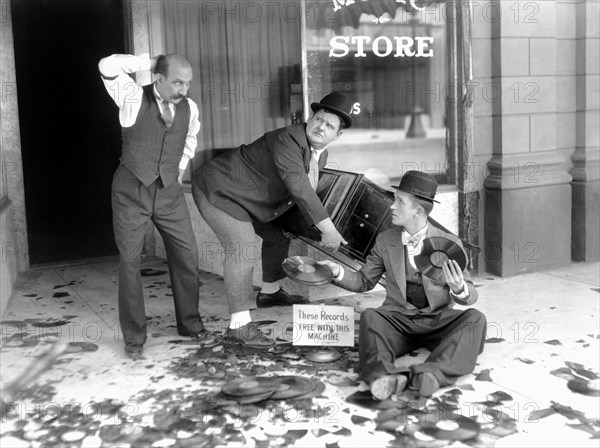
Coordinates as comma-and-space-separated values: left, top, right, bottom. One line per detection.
156, 53, 192, 78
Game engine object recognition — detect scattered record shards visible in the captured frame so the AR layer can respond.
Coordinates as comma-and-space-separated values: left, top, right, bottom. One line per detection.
312, 428, 329, 437
419, 414, 481, 441
567, 379, 600, 397
487, 391, 513, 402
484, 338, 505, 343
65, 342, 99, 353
351, 415, 371, 425
31, 319, 70, 327
52, 292, 70, 298
140, 269, 167, 277
306, 348, 341, 363
270, 376, 315, 400
516, 357, 534, 364
221, 376, 280, 397
550, 367, 577, 381
525, 407, 556, 422
475, 369, 493, 382
567, 423, 600, 438
565, 361, 599, 380
544, 339, 562, 346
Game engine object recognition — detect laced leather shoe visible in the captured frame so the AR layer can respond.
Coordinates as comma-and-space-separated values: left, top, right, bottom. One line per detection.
370, 374, 408, 400
410, 372, 440, 397
124, 343, 143, 359
225, 322, 275, 347
256, 288, 309, 308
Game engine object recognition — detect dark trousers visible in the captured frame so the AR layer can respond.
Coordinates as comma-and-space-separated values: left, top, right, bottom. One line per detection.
112, 164, 203, 346
359, 307, 487, 386
253, 207, 321, 283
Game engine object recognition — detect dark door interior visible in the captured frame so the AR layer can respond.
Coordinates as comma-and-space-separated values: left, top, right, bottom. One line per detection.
12, 0, 125, 265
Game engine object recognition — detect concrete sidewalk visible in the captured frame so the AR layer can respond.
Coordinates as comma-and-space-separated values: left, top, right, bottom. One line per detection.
0, 258, 598, 447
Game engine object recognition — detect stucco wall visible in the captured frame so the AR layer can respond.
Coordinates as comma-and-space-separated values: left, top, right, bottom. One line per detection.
1, 3, 28, 317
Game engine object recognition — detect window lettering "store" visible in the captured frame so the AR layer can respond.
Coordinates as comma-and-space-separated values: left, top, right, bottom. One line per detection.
329, 35, 434, 58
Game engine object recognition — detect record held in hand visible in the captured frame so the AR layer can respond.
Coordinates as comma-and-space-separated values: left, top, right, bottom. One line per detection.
282, 256, 333, 286
414, 237, 467, 280
221, 376, 280, 397
270, 376, 315, 399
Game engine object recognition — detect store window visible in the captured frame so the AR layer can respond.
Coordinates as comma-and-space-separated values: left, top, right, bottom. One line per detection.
159, 0, 302, 156
302, 0, 452, 187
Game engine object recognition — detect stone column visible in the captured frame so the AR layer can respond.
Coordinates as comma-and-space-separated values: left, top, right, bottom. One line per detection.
570, 0, 599, 262
484, 0, 572, 276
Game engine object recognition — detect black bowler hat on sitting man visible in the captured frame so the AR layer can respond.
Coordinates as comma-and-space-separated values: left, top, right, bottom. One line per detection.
393, 170, 440, 203
311, 92, 353, 128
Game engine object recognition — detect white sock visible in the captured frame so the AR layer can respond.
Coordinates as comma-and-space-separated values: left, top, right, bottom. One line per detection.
260, 281, 280, 295
229, 310, 251, 329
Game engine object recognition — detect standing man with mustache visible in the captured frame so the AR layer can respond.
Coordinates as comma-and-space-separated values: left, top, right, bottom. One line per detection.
192, 92, 351, 347
99, 53, 207, 359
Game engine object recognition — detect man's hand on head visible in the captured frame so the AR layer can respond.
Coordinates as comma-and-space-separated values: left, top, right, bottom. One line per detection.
150, 56, 160, 74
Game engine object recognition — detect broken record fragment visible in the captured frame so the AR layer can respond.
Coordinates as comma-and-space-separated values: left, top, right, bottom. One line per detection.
418, 414, 480, 441
270, 376, 315, 400
567, 378, 600, 397
306, 347, 341, 363
221, 376, 280, 399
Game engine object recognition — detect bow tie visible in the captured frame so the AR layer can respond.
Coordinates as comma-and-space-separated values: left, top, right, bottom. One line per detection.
402, 234, 421, 248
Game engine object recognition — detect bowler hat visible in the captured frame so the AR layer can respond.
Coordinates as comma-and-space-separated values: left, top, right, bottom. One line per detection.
393, 170, 439, 203
311, 92, 353, 128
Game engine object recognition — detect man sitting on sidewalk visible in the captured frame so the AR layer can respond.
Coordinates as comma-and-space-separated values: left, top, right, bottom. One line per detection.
319, 170, 486, 398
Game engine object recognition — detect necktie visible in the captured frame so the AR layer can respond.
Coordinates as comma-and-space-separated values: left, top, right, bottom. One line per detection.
160, 100, 173, 129
402, 232, 422, 255
308, 149, 319, 190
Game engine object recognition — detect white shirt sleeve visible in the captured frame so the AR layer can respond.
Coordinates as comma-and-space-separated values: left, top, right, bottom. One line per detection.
180, 97, 201, 171
98, 54, 150, 128
333, 265, 345, 282
450, 281, 470, 299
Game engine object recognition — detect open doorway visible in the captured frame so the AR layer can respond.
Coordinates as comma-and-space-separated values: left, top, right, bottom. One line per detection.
11, 0, 125, 265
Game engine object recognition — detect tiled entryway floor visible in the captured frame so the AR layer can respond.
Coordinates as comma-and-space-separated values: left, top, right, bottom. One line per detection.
1, 257, 598, 447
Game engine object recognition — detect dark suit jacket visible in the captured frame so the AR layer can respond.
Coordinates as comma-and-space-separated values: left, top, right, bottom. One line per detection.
336, 223, 478, 315
196, 124, 329, 225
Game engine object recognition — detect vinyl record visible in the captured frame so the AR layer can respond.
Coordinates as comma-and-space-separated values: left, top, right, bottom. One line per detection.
305, 347, 341, 363
221, 376, 280, 397
292, 379, 327, 400
270, 376, 315, 399
419, 414, 480, 441
414, 237, 467, 280
229, 389, 275, 404
282, 256, 333, 286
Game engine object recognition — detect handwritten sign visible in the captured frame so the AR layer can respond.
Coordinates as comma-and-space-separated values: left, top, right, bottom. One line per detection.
292, 305, 355, 347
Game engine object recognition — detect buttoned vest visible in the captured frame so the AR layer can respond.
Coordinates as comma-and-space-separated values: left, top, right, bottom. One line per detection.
405, 247, 428, 309
120, 84, 190, 187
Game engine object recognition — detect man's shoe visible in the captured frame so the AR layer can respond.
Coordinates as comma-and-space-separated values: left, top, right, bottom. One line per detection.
256, 288, 309, 308
124, 344, 143, 359
410, 372, 440, 397
370, 375, 408, 400
225, 322, 275, 347
178, 327, 209, 340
